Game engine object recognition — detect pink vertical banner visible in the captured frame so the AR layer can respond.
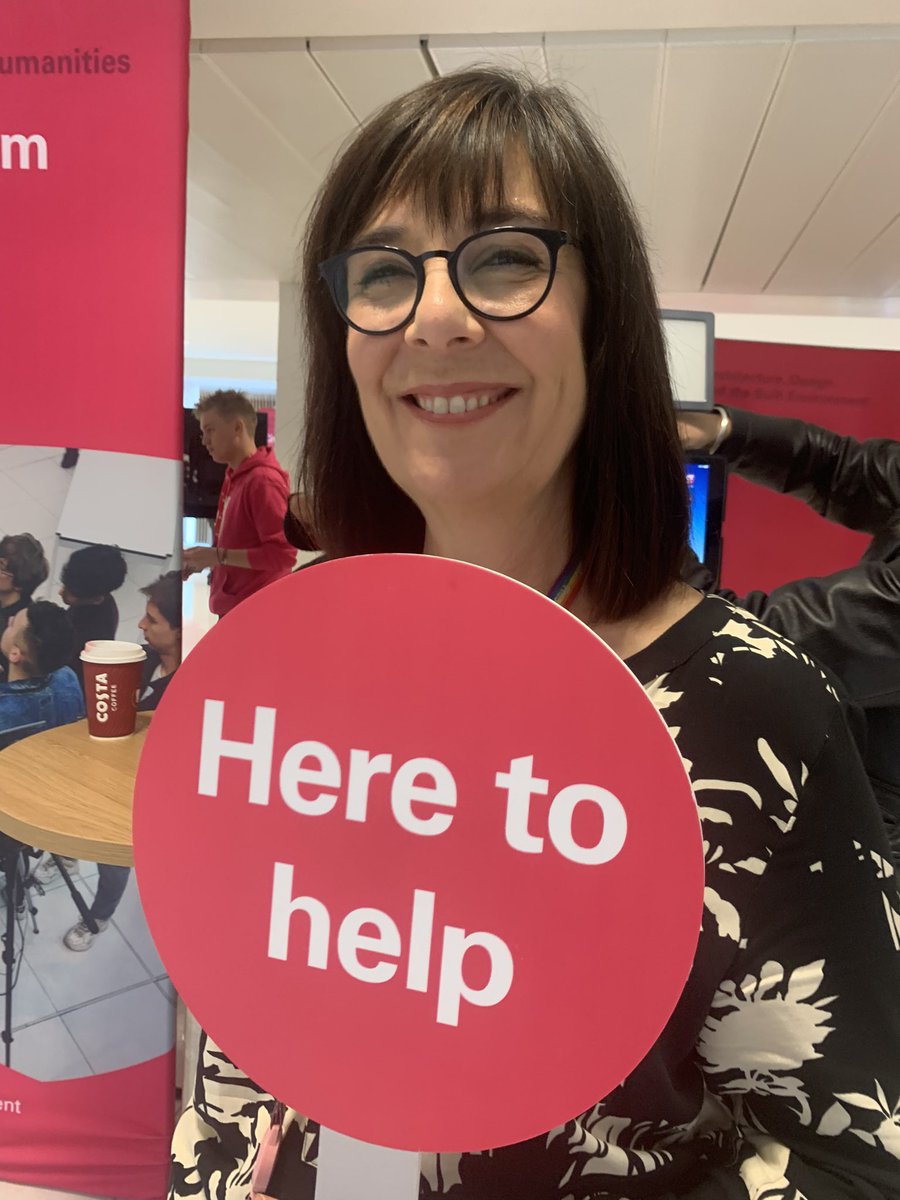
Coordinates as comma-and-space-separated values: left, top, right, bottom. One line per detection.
1, 0, 187, 461
0, 2, 188, 1196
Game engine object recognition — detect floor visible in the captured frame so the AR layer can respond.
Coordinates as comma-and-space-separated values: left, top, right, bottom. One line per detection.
0, 444, 175, 646
1, 859, 174, 1080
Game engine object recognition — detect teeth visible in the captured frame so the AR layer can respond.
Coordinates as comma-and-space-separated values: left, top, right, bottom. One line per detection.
412, 389, 510, 413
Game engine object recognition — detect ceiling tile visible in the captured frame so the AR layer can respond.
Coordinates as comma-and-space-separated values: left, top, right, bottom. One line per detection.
705, 32, 900, 292
309, 39, 432, 122
427, 35, 547, 79
649, 32, 790, 291
545, 33, 666, 217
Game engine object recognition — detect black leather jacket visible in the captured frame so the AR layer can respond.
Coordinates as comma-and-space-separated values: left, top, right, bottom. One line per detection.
685, 407, 900, 856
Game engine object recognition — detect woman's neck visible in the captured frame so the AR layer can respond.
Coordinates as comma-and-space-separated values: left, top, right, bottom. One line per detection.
421, 501, 701, 661
421, 497, 572, 600
158, 648, 180, 677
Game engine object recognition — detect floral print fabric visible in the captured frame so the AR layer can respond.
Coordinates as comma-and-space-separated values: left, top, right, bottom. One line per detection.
170, 596, 900, 1199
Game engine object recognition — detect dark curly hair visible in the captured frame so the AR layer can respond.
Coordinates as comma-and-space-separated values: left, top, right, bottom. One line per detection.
61, 544, 127, 599
21, 601, 77, 676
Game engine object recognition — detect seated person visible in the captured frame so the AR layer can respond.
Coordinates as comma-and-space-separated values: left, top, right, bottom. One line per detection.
58, 543, 127, 685
60, 570, 183, 952
137, 570, 182, 711
0, 601, 84, 742
0, 533, 49, 676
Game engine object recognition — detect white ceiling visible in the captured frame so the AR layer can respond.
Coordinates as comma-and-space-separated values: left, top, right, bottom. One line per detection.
186, 20, 900, 304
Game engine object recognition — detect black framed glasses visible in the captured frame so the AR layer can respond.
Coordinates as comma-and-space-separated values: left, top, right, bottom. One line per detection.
318, 227, 573, 335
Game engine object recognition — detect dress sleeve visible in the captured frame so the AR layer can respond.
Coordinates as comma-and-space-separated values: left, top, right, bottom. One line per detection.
169, 1030, 273, 1199
688, 706, 900, 1200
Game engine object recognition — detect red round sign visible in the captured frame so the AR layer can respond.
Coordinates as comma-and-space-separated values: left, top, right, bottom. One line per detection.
135, 555, 702, 1152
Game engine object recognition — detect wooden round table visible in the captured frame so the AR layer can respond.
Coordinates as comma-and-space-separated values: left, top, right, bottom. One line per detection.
0, 713, 149, 865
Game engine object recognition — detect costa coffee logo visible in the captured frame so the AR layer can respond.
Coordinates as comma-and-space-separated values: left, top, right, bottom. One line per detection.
93, 671, 119, 722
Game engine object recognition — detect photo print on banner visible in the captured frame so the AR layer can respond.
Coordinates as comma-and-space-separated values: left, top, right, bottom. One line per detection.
0, 446, 182, 1194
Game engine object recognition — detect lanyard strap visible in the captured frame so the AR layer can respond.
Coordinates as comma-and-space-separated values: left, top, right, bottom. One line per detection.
547, 558, 586, 611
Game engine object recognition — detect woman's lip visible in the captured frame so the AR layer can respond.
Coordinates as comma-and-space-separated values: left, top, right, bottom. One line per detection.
399, 383, 518, 399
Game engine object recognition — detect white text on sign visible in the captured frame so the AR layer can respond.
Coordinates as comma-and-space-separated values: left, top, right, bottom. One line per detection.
197, 700, 628, 1025
268, 872, 514, 1027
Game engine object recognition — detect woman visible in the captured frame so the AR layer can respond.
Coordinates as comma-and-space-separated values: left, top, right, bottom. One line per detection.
171, 70, 900, 1199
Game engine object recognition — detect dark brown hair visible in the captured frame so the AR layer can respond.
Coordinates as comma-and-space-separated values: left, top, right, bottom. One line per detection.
196, 389, 257, 436
299, 68, 688, 620
141, 570, 182, 631
0, 533, 49, 597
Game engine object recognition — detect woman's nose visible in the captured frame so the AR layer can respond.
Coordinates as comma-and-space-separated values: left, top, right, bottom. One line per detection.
404, 260, 485, 349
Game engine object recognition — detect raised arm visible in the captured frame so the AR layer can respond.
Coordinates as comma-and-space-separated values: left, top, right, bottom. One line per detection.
680, 408, 900, 536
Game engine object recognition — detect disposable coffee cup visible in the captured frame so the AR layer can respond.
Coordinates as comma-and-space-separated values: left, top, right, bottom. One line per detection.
80, 640, 147, 740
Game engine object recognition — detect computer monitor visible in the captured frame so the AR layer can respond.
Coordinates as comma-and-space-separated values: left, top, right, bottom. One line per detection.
685, 453, 726, 587
661, 310, 715, 411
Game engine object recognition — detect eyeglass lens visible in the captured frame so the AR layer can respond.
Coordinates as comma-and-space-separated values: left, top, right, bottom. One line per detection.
339, 229, 555, 332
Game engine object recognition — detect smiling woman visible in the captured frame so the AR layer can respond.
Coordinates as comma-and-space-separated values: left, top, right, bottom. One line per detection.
299, 74, 688, 624
169, 68, 900, 1200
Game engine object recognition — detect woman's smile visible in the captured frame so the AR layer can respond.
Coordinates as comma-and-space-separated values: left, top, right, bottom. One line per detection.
400, 384, 520, 419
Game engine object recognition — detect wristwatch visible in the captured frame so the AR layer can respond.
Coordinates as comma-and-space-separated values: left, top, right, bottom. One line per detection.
708, 406, 732, 454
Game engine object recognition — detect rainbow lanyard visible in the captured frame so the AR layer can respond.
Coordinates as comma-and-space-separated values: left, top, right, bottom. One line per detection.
547, 558, 586, 611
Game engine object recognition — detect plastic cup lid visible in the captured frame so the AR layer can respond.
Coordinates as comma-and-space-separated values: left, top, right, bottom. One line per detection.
80, 640, 147, 665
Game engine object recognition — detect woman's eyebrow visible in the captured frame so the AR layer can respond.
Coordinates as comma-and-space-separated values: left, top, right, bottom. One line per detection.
352, 224, 406, 248
476, 205, 550, 227
352, 207, 552, 248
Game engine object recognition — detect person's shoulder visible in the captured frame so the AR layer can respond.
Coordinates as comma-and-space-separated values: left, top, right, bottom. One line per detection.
658, 595, 844, 755
49, 665, 82, 694
245, 450, 289, 492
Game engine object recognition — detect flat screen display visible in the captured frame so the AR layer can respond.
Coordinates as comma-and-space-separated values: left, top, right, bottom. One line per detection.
685, 460, 710, 562
661, 310, 715, 411
684, 454, 726, 587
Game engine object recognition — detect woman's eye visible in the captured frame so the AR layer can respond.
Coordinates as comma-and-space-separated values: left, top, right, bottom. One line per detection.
352, 259, 415, 292
472, 249, 542, 272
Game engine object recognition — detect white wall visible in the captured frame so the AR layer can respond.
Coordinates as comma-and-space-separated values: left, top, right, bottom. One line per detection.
183, 294, 280, 388
660, 291, 900, 351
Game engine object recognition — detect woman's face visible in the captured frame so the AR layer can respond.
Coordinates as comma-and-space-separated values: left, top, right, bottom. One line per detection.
345, 159, 588, 529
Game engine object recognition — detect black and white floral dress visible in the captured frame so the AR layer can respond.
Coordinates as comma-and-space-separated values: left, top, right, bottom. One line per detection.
170, 596, 900, 1199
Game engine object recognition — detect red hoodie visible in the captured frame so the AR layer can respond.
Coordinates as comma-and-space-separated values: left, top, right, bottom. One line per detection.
210, 447, 296, 617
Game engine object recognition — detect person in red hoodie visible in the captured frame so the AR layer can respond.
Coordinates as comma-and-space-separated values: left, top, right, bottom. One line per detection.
182, 390, 296, 617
